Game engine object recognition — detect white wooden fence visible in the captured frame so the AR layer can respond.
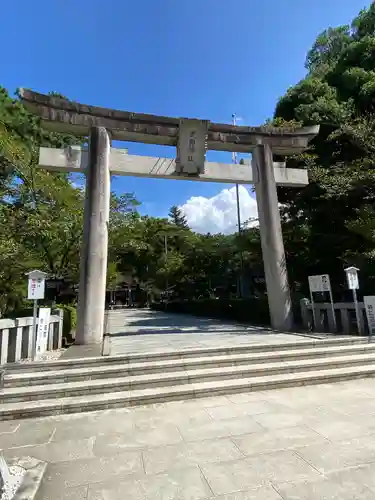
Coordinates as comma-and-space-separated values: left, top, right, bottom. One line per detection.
0, 310, 63, 364
300, 298, 368, 334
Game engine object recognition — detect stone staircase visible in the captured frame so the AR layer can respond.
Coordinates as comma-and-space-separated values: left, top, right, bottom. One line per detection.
2, 337, 375, 420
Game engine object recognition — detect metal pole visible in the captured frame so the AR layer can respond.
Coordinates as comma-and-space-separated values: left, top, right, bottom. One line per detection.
232, 114, 241, 233
328, 288, 337, 333
235, 183, 242, 234
232, 114, 243, 298
164, 234, 168, 292
309, 290, 317, 331
31, 299, 38, 360
353, 288, 363, 335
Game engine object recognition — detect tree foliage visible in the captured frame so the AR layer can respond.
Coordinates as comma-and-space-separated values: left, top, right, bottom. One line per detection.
168, 205, 189, 229
273, 3, 375, 296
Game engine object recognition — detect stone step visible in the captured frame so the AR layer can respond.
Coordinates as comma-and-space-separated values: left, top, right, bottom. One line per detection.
2, 363, 375, 420
4, 336, 370, 374
3, 352, 375, 404
5, 342, 375, 387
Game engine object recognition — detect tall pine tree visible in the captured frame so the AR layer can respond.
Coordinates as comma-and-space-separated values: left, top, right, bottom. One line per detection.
168, 205, 189, 229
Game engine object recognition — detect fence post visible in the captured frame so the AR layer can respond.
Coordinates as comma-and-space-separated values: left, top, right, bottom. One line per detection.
0, 329, 9, 365
300, 298, 311, 330
340, 308, 351, 334
48, 321, 54, 351
57, 309, 63, 349
102, 310, 110, 356
315, 305, 325, 332
14, 321, 23, 362
0, 319, 14, 365
327, 305, 336, 333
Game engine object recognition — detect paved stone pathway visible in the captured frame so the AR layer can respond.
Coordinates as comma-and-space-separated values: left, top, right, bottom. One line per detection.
106, 309, 311, 356
1, 379, 375, 498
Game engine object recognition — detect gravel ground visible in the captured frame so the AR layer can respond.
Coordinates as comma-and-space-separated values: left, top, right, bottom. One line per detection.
1, 465, 25, 500
19, 348, 66, 364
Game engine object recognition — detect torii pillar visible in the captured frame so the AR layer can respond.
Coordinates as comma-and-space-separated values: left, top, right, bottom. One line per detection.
253, 144, 292, 331
76, 127, 111, 345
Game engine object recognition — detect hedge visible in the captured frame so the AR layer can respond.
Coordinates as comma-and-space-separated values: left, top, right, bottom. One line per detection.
151, 297, 271, 326
56, 304, 77, 342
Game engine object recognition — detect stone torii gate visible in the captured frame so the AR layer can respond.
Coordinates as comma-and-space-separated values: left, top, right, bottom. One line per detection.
19, 89, 319, 344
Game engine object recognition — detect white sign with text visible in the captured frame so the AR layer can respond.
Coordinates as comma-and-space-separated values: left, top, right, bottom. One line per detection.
364, 296, 375, 337
35, 307, 51, 356
345, 267, 359, 290
308, 274, 331, 293
27, 277, 45, 300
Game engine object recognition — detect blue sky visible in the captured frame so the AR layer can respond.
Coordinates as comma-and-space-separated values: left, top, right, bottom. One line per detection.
1, 0, 370, 232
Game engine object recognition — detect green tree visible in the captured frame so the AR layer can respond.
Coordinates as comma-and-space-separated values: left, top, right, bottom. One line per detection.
168, 205, 189, 229
273, 3, 375, 294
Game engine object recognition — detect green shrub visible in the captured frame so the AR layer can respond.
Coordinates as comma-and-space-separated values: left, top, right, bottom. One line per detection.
56, 304, 77, 339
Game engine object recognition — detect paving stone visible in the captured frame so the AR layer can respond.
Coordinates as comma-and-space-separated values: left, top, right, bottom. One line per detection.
35, 483, 89, 500
142, 438, 244, 474
47, 410, 136, 442
87, 477, 144, 500
0, 424, 54, 449
135, 406, 212, 430
178, 416, 263, 442
41, 451, 143, 489
182, 396, 231, 408
274, 476, 374, 499
233, 425, 327, 456
206, 400, 283, 420
264, 386, 334, 409
326, 462, 375, 492
201, 451, 321, 495
0, 421, 19, 434
213, 486, 283, 499
296, 436, 375, 474
138, 466, 212, 500
105, 404, 166, 420
306, 418, 372, 441
93, 424, 183, 455
332, 397, 375, 416
226, 392, 270, 404
252, 410, 310, 430
3, 437, 95, 463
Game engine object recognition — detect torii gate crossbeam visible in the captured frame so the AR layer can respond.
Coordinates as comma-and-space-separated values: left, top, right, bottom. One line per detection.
19, 88, 319, 343
38, 147, 309, 187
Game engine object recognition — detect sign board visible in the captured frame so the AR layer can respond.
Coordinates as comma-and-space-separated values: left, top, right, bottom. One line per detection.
308, 273, 336, 332
176, 118, 208, 175
308, 274, 331, 293
27, 277, 45, 300
35, 307, 51, 355
345, 266, 359, 290
26, 270, 47, 300
364, 296, 375, 336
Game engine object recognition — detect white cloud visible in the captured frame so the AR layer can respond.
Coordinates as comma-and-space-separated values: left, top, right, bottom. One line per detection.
71, 181, 84, 191
69, 174, 85, 192
180, 185, 258, 234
